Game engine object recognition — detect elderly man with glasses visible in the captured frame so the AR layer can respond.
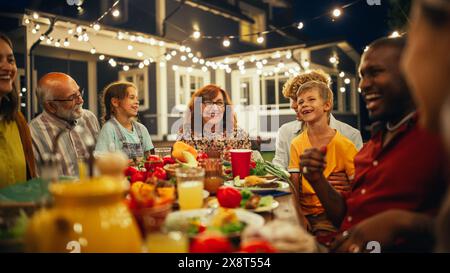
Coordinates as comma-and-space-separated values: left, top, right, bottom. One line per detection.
29, 72, 100, 178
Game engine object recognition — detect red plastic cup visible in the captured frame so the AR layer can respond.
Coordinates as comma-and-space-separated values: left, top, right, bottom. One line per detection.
230, 149, 252, 179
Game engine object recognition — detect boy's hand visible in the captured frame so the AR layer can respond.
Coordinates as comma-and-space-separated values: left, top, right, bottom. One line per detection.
328, 172, 352, 194
299, 147, 327, 184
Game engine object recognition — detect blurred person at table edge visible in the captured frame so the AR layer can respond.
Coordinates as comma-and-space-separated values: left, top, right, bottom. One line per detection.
300, 35, 447, 252
329, 0, 450, 253
0, 33, 36, 188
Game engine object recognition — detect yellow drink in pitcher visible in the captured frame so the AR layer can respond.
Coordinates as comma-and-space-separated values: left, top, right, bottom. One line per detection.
177, 181, 203, 210
146, 231, 188, 253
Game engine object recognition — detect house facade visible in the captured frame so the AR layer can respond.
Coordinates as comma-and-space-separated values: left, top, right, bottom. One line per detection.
1, 0, 361, 150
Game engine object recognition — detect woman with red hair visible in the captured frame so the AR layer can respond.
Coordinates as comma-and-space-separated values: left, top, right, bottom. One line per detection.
177, 84, 251, 158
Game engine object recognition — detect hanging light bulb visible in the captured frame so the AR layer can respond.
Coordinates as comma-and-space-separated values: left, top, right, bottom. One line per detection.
137, 51, 143, 57
39, 35, 45, 41
54, 40, 61, 47
76, 26, 83, 34
329, 56, 337, 64
202, 66, 208, 72
93, 23, 100, 31
179, 45, 186, 52
172, 65, 178, 71
35, 24, 41, 30
99, 55, 105, 60
297, 22, 304, 30
112, 9, 120, 17
303, 60, 310, 68
180, 55, 187, 62
256, 61, 263, 69
223, 38, 230, 47
32, 12, 39, 20
340, 87, 346, 93
332, 8, 342, 18
192, 30, 201, 39
257, 34, 264, 44
90, 48, 96, 54
390, 30, 400, 38
143, 59, 150, 66
138, 62, 145, 69
123, 65, 129, 71
199, 59, 205, 65
344, 78, 351, 84
68, 28, 74, 35
83, 34, 89, 42
46, 37, 52, 45
339, 71, 345, 78
130, 35, 136, 42
24, 18, 30, 24
192, 57, 199, 63
170, 50, 177, 56
262, 59, 268, 65
128, 45, 133, 51
31, 28, 37, 34
165, 54, 172, 61
188, 53, 194, 58
185, 47, 191, 53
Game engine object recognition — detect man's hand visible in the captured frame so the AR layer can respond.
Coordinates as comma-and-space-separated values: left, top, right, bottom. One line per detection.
299, 147, 327, 184
328, 172, 352, 194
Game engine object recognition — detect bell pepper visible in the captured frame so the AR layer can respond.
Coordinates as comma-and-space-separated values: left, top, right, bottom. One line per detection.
196, 152, 208, 161
162, 155, 176, 165
124, 166, 139, 177
152, 167, 167, 180
129, 171, 146, 183
190, 234, 233, 253
249, 160, 256, 170
216, 186, 242, 208
145, 155, 164, 171
240, 241, 277, 253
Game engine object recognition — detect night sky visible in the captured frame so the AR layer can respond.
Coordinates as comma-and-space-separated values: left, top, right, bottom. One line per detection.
287, 0, 392, 53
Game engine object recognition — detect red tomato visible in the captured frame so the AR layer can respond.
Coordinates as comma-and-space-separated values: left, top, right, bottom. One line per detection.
196, 152, 208, 161
129, 171, 146, 183
240, 241, 277, 253
216, 186, 242, 208
124, 166, 139, 177
162, 156, 176, 165
190, 234, 233, 253
249, 161, 256, 169
152, 167, 167, 180
147, 155, 162, 162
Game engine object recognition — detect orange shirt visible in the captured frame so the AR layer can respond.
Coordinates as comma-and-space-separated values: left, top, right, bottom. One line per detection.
288, 129, 357, 216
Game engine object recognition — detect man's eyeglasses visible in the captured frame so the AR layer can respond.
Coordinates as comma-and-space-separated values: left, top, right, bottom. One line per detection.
48, 89, 84, 102
203, 100, 225, 107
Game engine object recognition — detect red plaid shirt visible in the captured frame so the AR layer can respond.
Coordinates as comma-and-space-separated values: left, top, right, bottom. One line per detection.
340, 114, 447, 232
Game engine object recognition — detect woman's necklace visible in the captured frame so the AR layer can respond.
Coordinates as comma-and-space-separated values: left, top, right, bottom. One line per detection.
386, 111, 416, 132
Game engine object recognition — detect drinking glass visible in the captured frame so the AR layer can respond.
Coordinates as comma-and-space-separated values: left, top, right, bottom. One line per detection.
176, 167, 205, 210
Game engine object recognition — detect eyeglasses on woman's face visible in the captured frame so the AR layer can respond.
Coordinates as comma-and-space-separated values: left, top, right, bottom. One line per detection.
202, 100, 225, 108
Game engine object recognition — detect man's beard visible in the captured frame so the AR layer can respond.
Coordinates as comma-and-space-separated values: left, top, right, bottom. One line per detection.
58, 104, 83, 121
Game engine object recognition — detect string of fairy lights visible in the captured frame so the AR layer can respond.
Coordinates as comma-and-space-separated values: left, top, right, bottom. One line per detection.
23, 0, 403, 84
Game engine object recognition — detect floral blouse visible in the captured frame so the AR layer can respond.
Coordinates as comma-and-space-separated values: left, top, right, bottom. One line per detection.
176, 127, 251, 157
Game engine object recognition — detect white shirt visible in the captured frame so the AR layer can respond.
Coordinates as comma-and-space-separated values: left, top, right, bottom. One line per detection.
272, 115, 363, 169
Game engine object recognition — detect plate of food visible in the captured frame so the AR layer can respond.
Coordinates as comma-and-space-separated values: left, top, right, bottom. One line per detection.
224, 176, 290, 192
164, 208, 264, 237
207, 190, 279, 213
